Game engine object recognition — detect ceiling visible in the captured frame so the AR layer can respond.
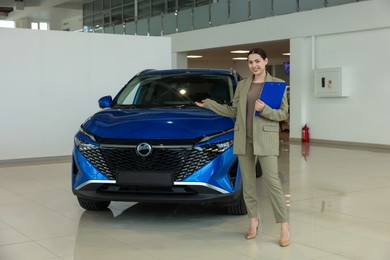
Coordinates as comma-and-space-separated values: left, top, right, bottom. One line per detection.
0, 0, 289, 63
187, 40, 290, 63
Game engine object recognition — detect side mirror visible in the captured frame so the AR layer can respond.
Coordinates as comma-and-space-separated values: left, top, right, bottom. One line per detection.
98, 96, 112, 108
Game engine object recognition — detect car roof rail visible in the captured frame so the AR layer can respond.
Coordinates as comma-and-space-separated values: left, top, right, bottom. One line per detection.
137, 69, 156, 76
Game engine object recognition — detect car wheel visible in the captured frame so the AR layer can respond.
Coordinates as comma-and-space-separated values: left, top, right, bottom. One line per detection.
77, 197, 110, 211
226, 196, 247, 215
256, 160, 263, 178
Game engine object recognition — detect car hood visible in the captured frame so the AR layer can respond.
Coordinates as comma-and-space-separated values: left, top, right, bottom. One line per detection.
82, 107, 234, 140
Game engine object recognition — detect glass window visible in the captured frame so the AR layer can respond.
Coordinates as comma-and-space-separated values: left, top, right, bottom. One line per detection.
111, 7, 123, 25
167, 0, 176, 13
39, 22, 49, 30
83, 3, 93, 16
112, 0, 123, 8
103, 12, 111, 27
151, 0, 165, 16
195, 0, 210, 7
138, 0, 151, 19
31, 21, 49, 30
178, 0, 194, 10
31, 22, 39, 30
124, 3, 135, 22
0, 20, 15, 28
84, 16, 93, 30
93, 0, 103, 12
94, 13, 103, 28
103, 0, 111, 10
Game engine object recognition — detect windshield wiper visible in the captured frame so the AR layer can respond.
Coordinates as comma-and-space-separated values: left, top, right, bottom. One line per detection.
159, 103, 197, 108
178, 103, 198, 107
113, 104, 137, 109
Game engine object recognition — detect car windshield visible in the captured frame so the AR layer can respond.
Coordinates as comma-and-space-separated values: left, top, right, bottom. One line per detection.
114, 73, 235, 107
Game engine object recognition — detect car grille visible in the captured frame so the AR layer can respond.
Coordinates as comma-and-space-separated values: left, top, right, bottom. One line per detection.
79, 143, 225, 181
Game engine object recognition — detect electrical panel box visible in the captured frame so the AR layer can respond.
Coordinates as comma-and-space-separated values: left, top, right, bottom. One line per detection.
314, 67, 347, 97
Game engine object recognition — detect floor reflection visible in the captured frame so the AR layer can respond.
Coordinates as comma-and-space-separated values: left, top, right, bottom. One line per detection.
1, 141, 390, 259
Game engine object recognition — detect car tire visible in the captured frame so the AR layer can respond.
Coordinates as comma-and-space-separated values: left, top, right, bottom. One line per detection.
226, 195, 247, 215
77, 197, 110, 211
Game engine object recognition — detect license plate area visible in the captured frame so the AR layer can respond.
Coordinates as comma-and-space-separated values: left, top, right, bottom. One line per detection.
116, 171, 173, 186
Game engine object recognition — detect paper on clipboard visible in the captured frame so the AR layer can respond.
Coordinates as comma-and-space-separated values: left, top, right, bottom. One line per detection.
255, 81, 287, 116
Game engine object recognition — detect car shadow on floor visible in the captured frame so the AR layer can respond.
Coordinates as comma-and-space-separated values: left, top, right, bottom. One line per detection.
76, 202, 241, 234
73, 203, 246, 258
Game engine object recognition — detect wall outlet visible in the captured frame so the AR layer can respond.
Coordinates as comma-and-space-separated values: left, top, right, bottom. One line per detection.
314, 67, 347, 97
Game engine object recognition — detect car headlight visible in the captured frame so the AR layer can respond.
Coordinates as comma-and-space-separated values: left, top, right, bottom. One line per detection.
74, 137, 99, 151
75, 127, 99, 151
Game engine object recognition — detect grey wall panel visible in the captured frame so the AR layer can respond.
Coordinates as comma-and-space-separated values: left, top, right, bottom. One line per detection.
104, 26, 114, 34
327, 0, 357, 7
136, 18, 149, 35
273, 0, 297, 15
193, 5, 209, 30
150, 15, 162, 36
114, 23, 124, 34
230, 0, 249, 23
125, 21, 136, 35
211, 0, 228, 26
299, 0, 325, 11
251, 0, 272, 19
178, 8, 193, 33
162, 13, 177, 35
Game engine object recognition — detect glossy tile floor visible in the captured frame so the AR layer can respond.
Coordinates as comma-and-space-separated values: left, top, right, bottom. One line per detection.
1, 142, 390, 260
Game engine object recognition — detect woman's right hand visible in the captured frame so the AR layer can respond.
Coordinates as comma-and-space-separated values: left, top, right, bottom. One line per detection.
195, 100, 205, 107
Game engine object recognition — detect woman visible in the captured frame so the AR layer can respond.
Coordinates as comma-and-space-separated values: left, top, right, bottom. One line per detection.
195, 48, 290, 246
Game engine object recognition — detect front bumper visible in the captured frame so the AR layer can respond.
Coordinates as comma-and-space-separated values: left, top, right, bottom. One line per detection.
73, 180, 243, 204
72, 132, 242, 205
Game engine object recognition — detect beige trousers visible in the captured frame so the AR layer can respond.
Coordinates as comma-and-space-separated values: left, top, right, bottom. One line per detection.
237, 136, 288, 223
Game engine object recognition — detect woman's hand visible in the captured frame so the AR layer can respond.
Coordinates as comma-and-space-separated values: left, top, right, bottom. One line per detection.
195, 100, 205, 107
255, 99, 265, 112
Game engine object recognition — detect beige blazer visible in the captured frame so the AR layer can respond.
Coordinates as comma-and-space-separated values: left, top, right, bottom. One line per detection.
203, 73, 289, 156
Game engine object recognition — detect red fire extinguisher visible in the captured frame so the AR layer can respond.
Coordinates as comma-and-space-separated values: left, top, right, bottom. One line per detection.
302, 124, 310, 142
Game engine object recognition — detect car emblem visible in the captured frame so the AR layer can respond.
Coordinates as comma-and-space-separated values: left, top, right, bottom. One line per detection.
136, 142, 152, 157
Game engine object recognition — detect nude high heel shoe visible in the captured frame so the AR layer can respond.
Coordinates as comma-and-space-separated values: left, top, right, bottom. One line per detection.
279, 226, 290, 247
245, 218, 260, 240
279, 238, 290, 247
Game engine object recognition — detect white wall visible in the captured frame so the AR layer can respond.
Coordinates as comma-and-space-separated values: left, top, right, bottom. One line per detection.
170, 0, 390, 147
0, 28, 171, 160
291, 29, 390, 145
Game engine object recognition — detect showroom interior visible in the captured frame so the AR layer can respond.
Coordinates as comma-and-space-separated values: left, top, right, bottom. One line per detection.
1, 0, 390, 259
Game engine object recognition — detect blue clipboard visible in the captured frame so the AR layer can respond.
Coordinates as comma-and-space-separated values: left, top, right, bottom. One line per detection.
255, 81, 287, 116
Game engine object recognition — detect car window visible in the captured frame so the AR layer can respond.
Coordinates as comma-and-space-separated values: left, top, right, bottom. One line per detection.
114, 73, 234, 107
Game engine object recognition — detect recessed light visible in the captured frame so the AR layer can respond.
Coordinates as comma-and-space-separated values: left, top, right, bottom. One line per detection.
231, 50, 249, 54
187, 55, 203, 58
232, 57, 248, 60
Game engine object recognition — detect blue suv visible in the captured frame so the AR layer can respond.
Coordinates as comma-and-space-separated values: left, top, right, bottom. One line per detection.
72, 69, 248, 215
